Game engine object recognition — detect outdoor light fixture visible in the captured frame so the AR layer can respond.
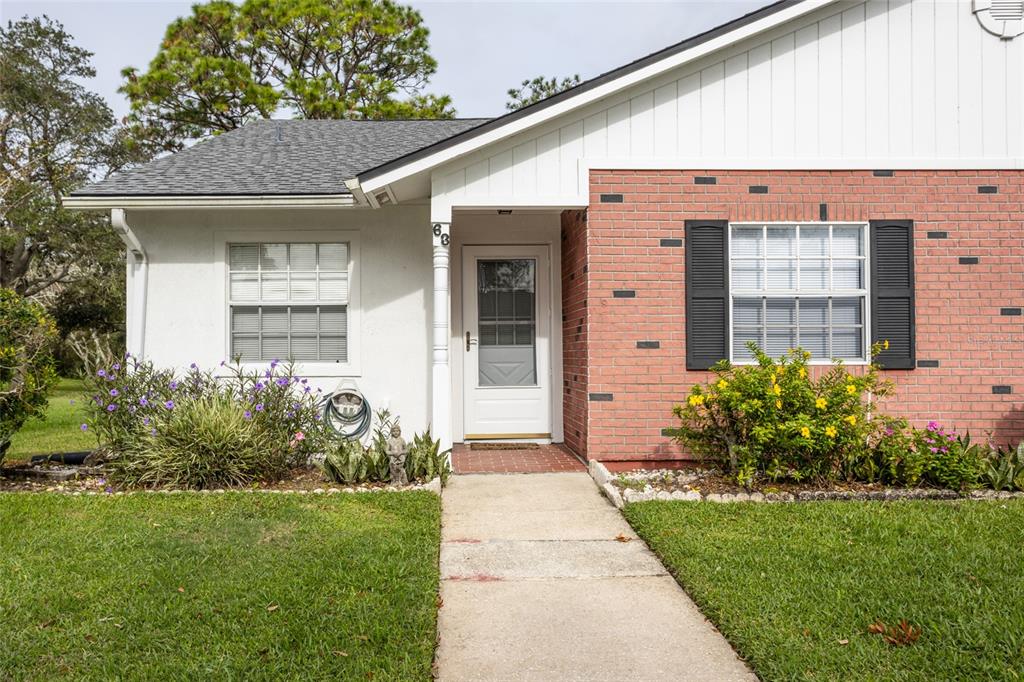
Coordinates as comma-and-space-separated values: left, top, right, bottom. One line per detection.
497, 209, 512, 215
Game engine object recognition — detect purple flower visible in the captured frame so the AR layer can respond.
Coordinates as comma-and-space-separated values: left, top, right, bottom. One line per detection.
139, 397, 148, 406
110, 388, 119, 397
244, 410, 252, 420
219, 360, 226, 367
254, 382, 265, 391
150, 428, 157, 436
271, 359, 279, 368
927, 421, 940, 431
304, 386, 311, 394
69, 399, 75, 405
80, 423, 88, 431
275, 378, 288, 387
264, 370, 272, 378
169, 381, 179, 390
255, 403, 264, 412
106, 374, 116, 382
97, 369, 106, 377
300, 378, 307, 385
143, 417, 150, 426
113, 363, 121, 371
164, 400, 175, 410
107, 404, 118, 412
190, 363, 198, 369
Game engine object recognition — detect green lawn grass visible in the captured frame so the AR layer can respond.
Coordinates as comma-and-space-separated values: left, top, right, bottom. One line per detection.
0, 491, 441, 680
6, 378, 94, 462
624, 500, 1024, 681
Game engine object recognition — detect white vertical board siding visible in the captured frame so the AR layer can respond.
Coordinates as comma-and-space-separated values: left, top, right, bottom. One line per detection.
432, 0, 1022, 207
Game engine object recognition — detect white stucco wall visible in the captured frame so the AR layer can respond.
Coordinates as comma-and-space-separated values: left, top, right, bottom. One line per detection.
125, 204, 435, 434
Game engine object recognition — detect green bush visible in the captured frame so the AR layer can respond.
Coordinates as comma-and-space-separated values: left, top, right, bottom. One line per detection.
674, 343, 891, 485
868, 421, 986, 491
84, 357, 327, 487
983, 442, 1024, 491
0, 289, 58, 465
322, 438, 373, 484
109, 393, 279, 489
405, 429, 451, 485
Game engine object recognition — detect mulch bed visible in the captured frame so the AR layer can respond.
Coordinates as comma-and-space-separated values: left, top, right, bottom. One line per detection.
0, 463, 418, 494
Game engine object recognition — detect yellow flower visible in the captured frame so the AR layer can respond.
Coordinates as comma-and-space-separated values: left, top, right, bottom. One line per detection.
845, 415, 857, 426
825, 425, 837, 438
799, 367, 807, 378
770, 373, 777, 384
883, 339, 890, 350
717, 379, 729, 390
846, 384, 857, 395
816, 397, 828, 410
777, 366, 786, 375
775, 399, 782, 409
800, 426, 811, 438
772, 384, 782, 396
688, 394, 705, 407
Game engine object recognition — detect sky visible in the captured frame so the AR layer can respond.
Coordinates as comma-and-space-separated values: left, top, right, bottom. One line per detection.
2, 0, 765, 120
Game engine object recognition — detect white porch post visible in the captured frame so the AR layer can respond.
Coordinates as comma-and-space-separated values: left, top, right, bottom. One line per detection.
431, 217, 453, 452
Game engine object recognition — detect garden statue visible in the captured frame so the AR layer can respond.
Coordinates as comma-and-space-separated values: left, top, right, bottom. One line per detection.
385, 424, 409, 485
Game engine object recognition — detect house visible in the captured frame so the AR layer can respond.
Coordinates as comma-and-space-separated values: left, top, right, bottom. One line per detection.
66, 0, 1024, 467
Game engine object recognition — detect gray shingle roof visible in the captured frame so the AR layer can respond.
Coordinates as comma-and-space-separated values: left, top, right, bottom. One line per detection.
72, 118, 489, 196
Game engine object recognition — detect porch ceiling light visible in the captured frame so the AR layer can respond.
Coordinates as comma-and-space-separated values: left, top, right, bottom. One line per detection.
497, 209, 513, 215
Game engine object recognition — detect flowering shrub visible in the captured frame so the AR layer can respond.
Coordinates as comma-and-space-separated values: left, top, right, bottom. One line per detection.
674, 343, 892, 485
0, 289, 59, 465
83, 356, 328, 488
867, 419, 985, 490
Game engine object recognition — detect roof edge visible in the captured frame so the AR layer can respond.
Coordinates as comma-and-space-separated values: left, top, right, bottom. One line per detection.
357, 0, 812, 186
62, 194, 358, 210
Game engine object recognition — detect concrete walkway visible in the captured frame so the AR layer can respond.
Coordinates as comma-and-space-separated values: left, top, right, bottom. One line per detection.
436, 473, 755, 682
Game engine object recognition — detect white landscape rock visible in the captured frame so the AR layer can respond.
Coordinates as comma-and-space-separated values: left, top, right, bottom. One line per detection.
423, 477, 443, 495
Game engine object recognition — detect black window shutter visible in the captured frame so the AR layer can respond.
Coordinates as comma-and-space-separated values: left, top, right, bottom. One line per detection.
685, 220, 729, 370
870, 220, 915, 369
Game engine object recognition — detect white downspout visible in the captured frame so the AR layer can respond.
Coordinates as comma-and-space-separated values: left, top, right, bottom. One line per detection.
110, 209, 147, 358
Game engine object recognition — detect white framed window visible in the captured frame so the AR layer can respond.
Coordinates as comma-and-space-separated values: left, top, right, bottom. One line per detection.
228, 242, 350, 363
729, 223, 869, 363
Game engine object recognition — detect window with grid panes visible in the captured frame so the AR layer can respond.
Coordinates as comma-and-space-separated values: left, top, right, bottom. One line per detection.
228, 243, 349, 362
729, 224, 868, 362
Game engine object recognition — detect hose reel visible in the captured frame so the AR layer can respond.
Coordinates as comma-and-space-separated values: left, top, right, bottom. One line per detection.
321, 379, 371, 440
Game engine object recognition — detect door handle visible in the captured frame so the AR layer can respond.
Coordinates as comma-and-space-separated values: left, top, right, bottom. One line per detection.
466, 331, 478, 351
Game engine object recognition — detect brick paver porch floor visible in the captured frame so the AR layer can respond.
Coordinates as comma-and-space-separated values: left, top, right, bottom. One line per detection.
450, 443, 586, 474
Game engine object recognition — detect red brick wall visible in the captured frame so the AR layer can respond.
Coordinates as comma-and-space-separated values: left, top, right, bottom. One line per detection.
561, 209, 589, 457
571, 169, 1024, 463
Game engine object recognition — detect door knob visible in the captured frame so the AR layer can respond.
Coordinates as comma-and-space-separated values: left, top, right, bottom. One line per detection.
466, 331, 478, 351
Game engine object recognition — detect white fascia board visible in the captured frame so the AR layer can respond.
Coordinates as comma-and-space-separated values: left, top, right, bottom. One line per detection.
359, 0, 835, 194
62, 194, 357, 210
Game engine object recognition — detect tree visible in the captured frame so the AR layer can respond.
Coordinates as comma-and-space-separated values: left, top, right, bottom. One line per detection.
0, 16, 145, 300
506, 74, 582, 111
0, 288, 58, 465
121, 0, 455, 152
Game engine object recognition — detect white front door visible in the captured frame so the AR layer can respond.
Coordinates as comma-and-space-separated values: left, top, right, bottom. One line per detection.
462, 245, 551, 438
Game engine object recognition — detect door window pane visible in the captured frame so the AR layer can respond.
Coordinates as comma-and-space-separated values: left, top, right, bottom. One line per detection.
477, 259, 537, 386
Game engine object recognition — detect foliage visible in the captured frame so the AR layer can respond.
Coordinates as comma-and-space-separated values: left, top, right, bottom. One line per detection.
405, 429, 450, 485
322, 411, 449, 485
110, 393, 280, 489
674, 343, 891, 485
625, 499, 1024, 681
505, 74, 582, 111
322, 437, 375, 484
0, 288, 58, 465
867, 421, 986, 491
121, 0, 454, 151
0, 16, 149, 299
983, 441, 1024, 491
0, 492, 441, 679
84, 357, 326, 487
